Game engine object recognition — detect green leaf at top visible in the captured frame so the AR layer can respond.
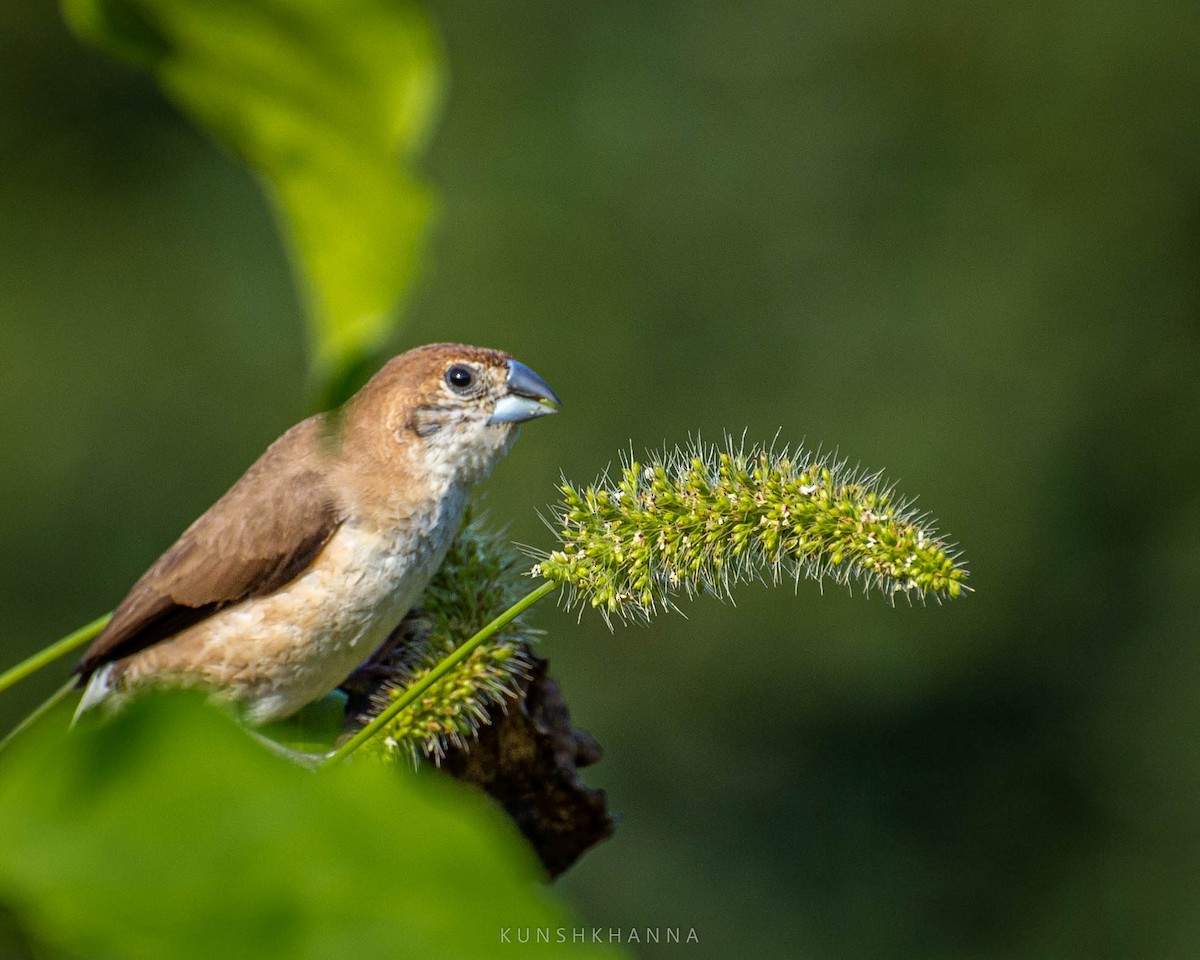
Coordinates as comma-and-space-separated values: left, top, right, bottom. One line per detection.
0, 694, 629, 960
62, 0, 444, 400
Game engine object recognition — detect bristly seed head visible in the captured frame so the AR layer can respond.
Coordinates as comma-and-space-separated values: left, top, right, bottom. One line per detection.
358, 519, 538, 764
529, 436, 970, 624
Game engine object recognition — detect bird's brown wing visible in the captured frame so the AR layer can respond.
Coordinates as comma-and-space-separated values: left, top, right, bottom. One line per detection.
76, 417, 343, 680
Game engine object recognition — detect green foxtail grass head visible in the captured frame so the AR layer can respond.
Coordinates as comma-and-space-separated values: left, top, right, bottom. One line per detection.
531, 437, 969, 623
354, 520, 537, 764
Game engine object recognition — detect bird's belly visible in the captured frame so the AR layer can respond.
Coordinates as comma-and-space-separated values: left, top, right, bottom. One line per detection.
129, 519, 456, 724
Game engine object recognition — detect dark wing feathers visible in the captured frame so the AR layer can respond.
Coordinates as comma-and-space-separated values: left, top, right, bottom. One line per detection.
76, 419, 343, 679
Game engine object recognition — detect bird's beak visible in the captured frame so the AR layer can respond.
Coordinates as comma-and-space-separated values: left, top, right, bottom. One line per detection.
488, 359, 562, 424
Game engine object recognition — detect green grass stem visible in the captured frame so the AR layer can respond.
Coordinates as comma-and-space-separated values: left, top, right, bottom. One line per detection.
0, 613, 110, 696
324, 580, 557, 766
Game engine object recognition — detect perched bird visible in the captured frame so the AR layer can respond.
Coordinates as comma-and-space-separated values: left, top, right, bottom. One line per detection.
73, 343, 560, 725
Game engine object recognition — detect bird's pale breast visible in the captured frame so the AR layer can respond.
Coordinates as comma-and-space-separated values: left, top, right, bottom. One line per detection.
98, 486, 469, 725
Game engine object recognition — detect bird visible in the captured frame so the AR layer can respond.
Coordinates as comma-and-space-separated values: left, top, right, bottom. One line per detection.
72, 343, 560, 726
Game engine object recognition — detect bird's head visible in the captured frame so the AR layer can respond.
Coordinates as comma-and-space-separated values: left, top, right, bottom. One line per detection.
339, 343, 561, 490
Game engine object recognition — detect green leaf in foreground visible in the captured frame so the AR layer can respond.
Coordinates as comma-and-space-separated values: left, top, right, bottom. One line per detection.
62, 0, 443, 397
0, 694, 626, 960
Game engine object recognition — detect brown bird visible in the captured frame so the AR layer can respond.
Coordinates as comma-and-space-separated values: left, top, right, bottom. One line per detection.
73, 343, 560, 725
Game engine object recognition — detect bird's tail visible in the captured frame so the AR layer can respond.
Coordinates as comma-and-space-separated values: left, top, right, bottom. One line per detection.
72, 662, 118, 725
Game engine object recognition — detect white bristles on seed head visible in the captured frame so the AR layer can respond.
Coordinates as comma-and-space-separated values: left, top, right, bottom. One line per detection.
529, 435, 970, 624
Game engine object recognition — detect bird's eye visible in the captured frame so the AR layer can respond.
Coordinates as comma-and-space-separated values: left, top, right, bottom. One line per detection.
445, 364, 475, 392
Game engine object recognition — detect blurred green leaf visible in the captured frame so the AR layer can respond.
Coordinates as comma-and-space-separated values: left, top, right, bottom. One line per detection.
62, 0, 443, 399
258, 689, 347, 754
0, 694, 627, 960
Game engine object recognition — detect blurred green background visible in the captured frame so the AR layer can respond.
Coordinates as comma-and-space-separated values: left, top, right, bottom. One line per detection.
3, 1, 1199, 958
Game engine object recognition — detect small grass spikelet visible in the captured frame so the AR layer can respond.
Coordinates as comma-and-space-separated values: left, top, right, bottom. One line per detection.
531, 437, 970, 623
359, 520, 538, 764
